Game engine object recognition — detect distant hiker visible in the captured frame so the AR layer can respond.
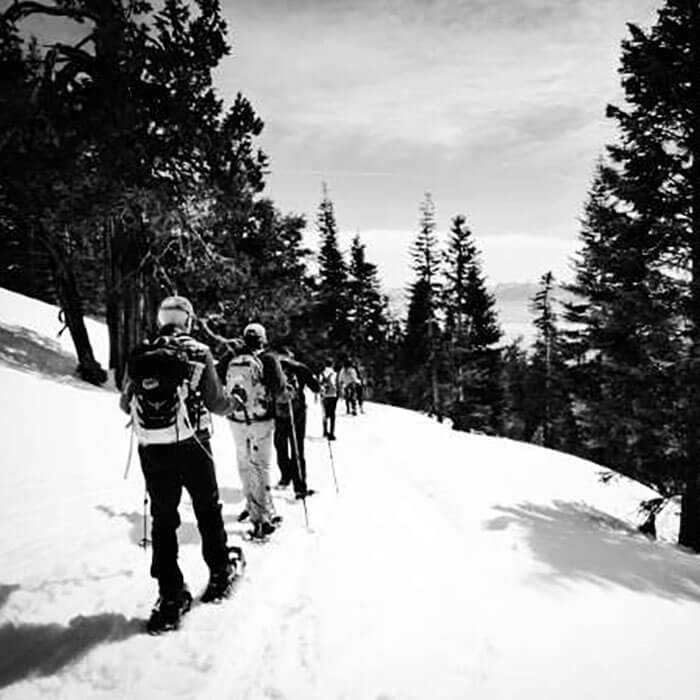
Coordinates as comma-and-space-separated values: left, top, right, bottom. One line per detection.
120, 296, 238, 633
274, 347, 320, 499
223, 322, 286, 540
338, 360, 359, 415
355, 363, 366, 414
320, 358, 339, 440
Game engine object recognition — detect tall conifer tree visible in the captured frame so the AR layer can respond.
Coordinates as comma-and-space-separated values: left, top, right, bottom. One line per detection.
404, 194, 442, 413
315, 183, 350, 350
442, 214, 502, 431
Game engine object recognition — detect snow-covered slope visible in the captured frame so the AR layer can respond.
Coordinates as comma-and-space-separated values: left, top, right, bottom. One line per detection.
1, 287, 699, 700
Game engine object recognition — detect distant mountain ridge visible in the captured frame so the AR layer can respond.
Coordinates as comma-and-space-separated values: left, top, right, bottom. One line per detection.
385, 281, 577, 348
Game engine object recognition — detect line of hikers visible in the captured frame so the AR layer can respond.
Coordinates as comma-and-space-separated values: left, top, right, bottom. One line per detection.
119, 295, 365, 632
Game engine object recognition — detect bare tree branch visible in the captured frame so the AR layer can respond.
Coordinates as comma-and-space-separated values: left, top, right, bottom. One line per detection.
2, 1, 99, 24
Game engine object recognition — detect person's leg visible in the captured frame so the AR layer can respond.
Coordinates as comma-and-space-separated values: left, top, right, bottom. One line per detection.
229, 421, 253, 516
323, 396, 334, 437
139, 444, 185, 597
328, 397, 337, 438
248, 421, 275, 524
290, 408, 307, 494
274, 419, 293, 485
180, 439, 229, 575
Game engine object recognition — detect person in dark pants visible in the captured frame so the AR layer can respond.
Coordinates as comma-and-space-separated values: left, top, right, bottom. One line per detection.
120, 296, 236, 631
320, 358, 339, 440
274, 347, 320, 498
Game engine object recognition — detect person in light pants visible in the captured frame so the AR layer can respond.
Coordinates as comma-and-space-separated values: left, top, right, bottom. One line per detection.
223, 322, 286, 539
229, 420, 276, 525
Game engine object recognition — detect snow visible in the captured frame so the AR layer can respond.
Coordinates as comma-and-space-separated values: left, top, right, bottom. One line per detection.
1, 286, 699, 699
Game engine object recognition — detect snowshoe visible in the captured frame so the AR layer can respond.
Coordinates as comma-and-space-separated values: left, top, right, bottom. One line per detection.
146, 587, 193, 634
201, 566, 235, 603
200, 545, 247, 603
246, 521, 276, 542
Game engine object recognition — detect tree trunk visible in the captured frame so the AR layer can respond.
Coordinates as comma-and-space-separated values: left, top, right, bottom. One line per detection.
38, 228, 107, 385
104, 217, 157, 388
679, 0, 700, 551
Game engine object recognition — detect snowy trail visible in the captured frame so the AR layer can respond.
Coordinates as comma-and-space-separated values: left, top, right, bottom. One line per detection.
3, 287, 700, 699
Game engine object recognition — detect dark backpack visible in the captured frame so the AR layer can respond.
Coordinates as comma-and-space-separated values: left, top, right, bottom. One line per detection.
127, 336, 195, 445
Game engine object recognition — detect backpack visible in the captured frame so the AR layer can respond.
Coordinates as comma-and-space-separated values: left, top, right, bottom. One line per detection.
127, 336, 196, 445
321, 368, 337, 397
224, 353, 270, 423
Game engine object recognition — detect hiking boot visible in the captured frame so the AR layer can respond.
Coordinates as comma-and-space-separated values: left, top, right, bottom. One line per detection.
237, 509, 250, 522
271, 514, 283, 526
201, 565, 235, 603
146, 586, 192, 634
328, 434, 336, 441
275, 479, 291, 490
295, 488, 316, 500
249, 520, 276, 540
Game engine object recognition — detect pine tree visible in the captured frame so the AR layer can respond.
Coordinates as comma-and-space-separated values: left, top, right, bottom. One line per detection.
314, 183, 351, 351
528, 272, 577, 450
564, 164, 684, 495
441, 214, 502, 432
347, 234, 389, 373
404, 193, 442, 414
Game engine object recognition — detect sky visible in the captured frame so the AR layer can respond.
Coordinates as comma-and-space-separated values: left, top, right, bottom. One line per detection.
214, 0, 661, 288
11, 0, 661, 290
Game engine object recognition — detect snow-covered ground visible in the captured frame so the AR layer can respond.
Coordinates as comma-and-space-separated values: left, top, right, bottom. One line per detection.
1, 287, 699, 699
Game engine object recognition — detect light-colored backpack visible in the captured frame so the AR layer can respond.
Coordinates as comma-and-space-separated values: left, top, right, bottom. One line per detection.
225, 353, 270, 423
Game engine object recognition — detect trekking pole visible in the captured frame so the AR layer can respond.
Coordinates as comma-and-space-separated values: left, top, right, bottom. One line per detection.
327, 436, 340, 494
288, 399, 309, 529
123, 420, 135, 480
140, 486, 150, 549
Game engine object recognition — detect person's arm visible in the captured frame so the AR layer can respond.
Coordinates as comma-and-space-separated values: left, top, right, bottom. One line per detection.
261, 351, 286, 396
298, 362, 320, 393
284, 358, 320, 393
200, 350, 234, 415
119, 370, 134, 415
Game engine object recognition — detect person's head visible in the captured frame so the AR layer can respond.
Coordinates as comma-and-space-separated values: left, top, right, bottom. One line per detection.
157, 296, 194, 333
243, 322, 267, 350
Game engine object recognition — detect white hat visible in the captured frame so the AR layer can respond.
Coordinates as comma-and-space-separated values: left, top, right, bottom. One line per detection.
158, 295, 194, 329
243, 322, 267, 346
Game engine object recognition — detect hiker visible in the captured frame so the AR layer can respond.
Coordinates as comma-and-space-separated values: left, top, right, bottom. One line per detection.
120, 296, 237, 633
274, 346, 320, 499
338, 360, 359, 415
319, 358, 339, 440
223, 322, 286, 540
355, 363, 366, 414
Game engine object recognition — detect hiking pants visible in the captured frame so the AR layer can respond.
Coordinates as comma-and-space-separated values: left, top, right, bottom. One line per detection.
322, 397, 338, 438
274, 407, 308, 493
344, 384, 357, 415
139, 437, 229, 597
229, 420, 276, 526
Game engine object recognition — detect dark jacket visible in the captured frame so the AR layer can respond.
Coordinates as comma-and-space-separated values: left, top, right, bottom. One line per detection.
120, 327, 232, 436
278, 356, 320, 413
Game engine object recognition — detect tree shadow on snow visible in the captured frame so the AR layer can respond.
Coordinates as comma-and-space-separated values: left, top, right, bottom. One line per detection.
0, 322, 107, 391
96, 505, 202, 547
484, 500, 700, 602
0, 612, 143, 690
